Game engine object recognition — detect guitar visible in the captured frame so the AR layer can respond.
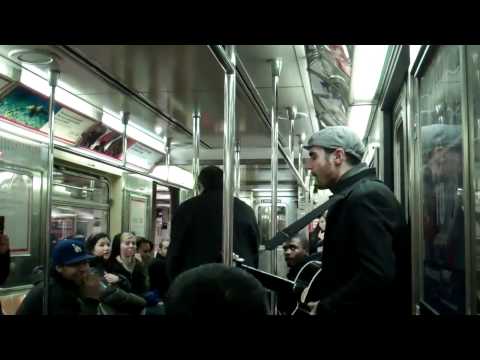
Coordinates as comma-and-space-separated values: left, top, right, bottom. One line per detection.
233, 253, 322, 316
291, 260, 322, 316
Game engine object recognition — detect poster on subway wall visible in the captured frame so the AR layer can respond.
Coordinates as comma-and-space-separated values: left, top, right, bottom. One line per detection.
0, 83, 166, 171
76, 122, 135, 160
0, 85, 61, 130
41, 107, 97, 144
0, 83, 136, 161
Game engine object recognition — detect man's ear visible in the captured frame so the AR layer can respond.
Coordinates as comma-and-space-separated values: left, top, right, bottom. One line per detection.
333, 148, 346, 164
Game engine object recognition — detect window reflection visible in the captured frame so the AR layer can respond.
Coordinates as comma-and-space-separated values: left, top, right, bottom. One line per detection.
467, 45, 480, 313
420, 46, 465, 313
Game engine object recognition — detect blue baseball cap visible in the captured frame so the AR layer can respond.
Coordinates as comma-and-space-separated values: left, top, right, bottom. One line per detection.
52, 239, 95, 267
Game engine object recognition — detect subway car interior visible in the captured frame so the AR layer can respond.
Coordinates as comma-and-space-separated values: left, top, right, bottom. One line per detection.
0, 45, 477, 315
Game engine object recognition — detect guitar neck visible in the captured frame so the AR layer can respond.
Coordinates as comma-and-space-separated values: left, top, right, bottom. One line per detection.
237, 263, 294, 294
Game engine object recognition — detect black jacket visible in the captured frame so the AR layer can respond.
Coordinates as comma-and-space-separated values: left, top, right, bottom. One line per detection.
89, 257, 146, 314
167, 190, 260, 281
149, 255, 169, 300
16, 270, 93, 315
0, 251, 10, 285
107, 258, 148, 296
311, 165, 411, 315
277, 261, 307, 315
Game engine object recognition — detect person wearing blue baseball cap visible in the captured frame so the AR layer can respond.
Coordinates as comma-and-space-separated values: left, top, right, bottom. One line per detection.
17, 239, 99, 315
302, 126, 410, 315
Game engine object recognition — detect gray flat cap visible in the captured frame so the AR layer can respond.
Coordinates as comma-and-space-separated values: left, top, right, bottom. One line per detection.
303, 126, 365, 161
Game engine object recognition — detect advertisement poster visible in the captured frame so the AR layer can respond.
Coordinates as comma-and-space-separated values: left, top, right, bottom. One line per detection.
77, 122, 135, 160
0, 85, 61, 129
44, 107, 97, 143
129, 197, 147, 237
0, 84, 127, 160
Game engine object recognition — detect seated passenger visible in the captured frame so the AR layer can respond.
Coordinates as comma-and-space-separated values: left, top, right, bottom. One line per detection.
165, 263, 267, 316
155, 239, 169, 260
17, 239, 99, 315
85, 233, 146, 315
309, 213, 326, 257
107, 232, 148, 296
0, 234, 10, 286
149, 239, 170, 300
277, 237, 310, 315
136, 237, 154, 268
0, 234, 11, 315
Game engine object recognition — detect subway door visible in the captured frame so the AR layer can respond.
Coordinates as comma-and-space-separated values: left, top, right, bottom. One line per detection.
122, 173, 153, 241
393, 83, 409, 215
393, 81, 415, 314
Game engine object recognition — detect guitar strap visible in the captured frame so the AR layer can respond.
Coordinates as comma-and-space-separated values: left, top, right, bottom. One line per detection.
266, 192, 346, 250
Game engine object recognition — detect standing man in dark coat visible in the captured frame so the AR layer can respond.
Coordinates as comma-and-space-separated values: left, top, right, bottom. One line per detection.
303, 126, 410, 315
167, 166, 260, 282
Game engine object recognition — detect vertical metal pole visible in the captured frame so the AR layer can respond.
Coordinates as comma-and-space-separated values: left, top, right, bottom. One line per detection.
192, 112, 201, 195
234, 142, 241, 198
42, 68, 59, 315
287, 106, 297, 158
298, 135, 307, 208
122, 112, 130, 168
297, 135, 304, 180
460, 45, 474, 314
165, 137, 172, 181
270, 58, 282, 315
222, 45, 236, 267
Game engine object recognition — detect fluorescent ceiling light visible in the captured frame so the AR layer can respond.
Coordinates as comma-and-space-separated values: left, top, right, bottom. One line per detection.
150, 165, 169, 181
156, 194, 170, 200
0, 118, 48, 144
0, 61, 15, 78
347, 104, 372, 139
55, 87, 99, 121
127, 122, 166, 154
20, 67, 166, 155
150, 165, 193, 189
19, 67, 50, 97
350, 45, 389, 103
168, 166, 194, 189
20, 66, 99, 120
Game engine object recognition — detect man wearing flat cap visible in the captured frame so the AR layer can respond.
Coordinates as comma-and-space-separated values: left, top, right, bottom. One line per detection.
303, 126, 410, 315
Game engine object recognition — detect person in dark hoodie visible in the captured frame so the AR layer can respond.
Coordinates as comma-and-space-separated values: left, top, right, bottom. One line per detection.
85, 233, 146, 315
167, 166, 260, 282
17, 239, 99, 315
